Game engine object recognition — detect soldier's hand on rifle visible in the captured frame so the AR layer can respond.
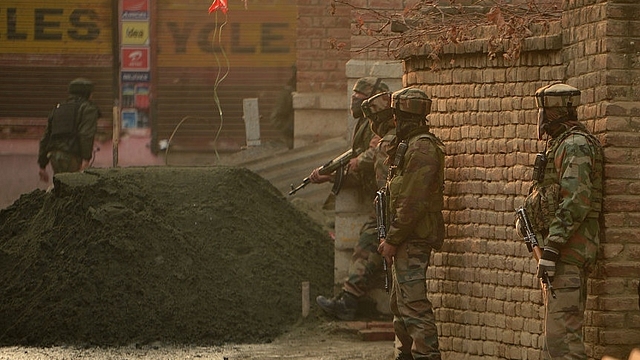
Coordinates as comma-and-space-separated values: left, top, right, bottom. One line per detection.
309, 168, 333, 184
348, 157, 359, 172
536, 247, 560, 282
377, 240, 397, 265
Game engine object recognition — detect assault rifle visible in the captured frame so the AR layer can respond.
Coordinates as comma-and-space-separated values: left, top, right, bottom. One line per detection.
372, 141, 408, 292
288, 148, 360, 196
375, 188, 392, 293
515, 207, 556, 298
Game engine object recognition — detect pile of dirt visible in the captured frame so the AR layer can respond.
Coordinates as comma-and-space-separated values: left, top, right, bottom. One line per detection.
0, 166, 335, 347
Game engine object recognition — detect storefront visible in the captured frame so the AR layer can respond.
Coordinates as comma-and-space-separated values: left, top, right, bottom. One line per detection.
0, 0, 297, 154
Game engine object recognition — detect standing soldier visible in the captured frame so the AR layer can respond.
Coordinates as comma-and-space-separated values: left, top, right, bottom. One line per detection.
378, 87, 445, 360
38, 78, 101, 183
312, 77, 389, 320
520, 83, 603, 359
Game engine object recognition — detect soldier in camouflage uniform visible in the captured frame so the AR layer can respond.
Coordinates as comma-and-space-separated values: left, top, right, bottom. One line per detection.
521, 83, 603, 359
312, 77, 390, 320
38, 78, 101, 183
378, 87, 445, 360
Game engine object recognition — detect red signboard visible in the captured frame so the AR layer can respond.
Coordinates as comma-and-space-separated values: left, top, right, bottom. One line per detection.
123, 0, 148, 12
121, 47, 149, 71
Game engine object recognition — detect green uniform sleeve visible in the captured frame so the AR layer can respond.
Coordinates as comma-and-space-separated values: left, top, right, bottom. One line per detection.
546, 135, 596, 250
76, 102, 100, 161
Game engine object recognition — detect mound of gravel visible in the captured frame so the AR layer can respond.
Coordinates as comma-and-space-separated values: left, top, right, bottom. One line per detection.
0, 166, 334, 346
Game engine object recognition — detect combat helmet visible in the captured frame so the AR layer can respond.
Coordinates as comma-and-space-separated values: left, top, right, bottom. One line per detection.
392, 87, 432, 119
535, 82, 580, 139
68, 78, 94, 98
352, 77, 390, 97
362, 92, 393, 137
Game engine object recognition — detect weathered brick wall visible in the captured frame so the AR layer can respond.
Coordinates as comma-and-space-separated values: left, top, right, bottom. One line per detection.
296, 0, 350, 93
562, 1, 640, 359
293, 0, 405, 147
400, 1, 640, 359
297, 0, 639, 357
404, 26, 565, 358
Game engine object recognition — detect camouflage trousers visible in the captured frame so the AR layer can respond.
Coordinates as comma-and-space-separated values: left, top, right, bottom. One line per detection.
48, 150, 82, 174
343, 218, 384, 297
543, 262, 588, 360
390, 239, 441, 360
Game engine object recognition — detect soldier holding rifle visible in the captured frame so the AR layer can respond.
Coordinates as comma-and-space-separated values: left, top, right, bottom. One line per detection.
517, 83, 603, 359
377, 87, 445, 360
312, 77, 390, 320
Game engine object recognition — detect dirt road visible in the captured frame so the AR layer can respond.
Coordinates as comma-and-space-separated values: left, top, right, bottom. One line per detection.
0, 322, 395, 360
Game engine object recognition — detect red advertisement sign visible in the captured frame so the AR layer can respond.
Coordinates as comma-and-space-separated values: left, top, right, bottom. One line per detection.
121, 47, 149, 71
123, 0, 148, 12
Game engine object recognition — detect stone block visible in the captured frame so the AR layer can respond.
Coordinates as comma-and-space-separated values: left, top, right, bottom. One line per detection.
334, 213, 371, 249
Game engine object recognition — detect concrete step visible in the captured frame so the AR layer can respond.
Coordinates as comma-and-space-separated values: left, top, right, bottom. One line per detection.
335, 321, 395, 342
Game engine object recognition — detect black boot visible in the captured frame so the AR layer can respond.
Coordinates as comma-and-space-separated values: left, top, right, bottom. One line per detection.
316, 291, 358, 320
394, 353, 413, 360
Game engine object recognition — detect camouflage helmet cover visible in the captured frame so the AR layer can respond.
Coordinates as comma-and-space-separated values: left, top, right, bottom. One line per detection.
361, 92, 392, 122
535, 83, 580, 139
391, 87, 432, 116
352, 77, 390, 96
68, 78, 94, 96
535, 83, 580, 108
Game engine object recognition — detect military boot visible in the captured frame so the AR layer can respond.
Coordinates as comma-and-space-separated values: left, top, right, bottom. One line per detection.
394, 353, 414, 360
316, 291, 358, 320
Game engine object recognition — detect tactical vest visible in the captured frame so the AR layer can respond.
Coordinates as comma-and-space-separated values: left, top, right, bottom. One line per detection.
387, 131, 446, 248
525, 127, 603, 239
392, 132, 445, 212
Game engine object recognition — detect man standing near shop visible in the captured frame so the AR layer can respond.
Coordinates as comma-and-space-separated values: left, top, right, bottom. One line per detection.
38, 78, 101, 183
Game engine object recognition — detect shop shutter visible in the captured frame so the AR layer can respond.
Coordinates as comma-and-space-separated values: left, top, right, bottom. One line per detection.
155, 0, 296, 152
0, 0, 115, 140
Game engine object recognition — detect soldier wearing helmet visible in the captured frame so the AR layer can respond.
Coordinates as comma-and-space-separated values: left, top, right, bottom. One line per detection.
38, 78, 101, 183
520, 82, 603, 359
362, 90, 396, 191
313, 77, 391, 321
378, 87, 445, 360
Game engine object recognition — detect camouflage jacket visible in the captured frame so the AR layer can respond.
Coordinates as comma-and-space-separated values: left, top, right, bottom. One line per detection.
386, 127, 445, 248
523, 123, 603, 267
38, 95, 100, 168
375, 130, 395, 189
343, 117, 378, 201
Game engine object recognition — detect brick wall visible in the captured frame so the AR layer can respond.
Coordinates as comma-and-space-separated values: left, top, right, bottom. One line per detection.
296, 0, 350, 93
296, 0, 640, 357
562, 0, 640, 358
399, 1, 640, 359
293, 0, 406, 147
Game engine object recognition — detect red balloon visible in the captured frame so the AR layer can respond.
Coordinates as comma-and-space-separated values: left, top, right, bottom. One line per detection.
208, 0, 228, 14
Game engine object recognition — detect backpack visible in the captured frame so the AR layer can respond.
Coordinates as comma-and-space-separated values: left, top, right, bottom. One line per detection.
50, 101, 81, 139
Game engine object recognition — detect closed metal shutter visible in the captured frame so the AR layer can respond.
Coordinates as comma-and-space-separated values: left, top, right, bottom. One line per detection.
0, 0, 116, 140
155, 0, 296, 152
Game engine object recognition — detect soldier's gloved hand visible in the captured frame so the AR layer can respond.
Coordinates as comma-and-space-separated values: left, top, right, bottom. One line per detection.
536, 247, 560, 282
